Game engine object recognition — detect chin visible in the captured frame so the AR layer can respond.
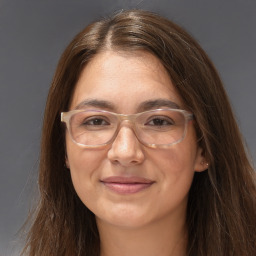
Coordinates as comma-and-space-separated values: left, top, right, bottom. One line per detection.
96, 208, 152, 229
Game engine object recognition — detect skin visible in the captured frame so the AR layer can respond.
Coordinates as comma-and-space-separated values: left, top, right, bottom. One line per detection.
66, 51, 207, 256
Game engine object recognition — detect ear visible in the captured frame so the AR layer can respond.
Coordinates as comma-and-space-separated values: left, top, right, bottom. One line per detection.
65, 156, 70, 169
194, 146, 209, 172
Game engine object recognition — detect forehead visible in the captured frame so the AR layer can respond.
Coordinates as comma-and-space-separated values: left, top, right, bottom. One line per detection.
70, 51, 183, 112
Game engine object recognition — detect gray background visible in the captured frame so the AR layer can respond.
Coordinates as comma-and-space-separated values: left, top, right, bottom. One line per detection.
0, 0, 255, 255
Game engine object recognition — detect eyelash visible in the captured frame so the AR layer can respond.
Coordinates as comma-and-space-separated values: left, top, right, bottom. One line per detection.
146, 116, 174, 126
83, 117, 110, 126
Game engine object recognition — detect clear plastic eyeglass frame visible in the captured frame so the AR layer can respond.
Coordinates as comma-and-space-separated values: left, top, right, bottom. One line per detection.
61, 108, 194, 149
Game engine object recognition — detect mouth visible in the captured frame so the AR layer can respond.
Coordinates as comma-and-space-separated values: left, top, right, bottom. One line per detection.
100, 176, 155, 194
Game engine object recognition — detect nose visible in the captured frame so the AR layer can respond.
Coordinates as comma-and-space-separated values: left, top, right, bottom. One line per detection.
107, 125, 145, 167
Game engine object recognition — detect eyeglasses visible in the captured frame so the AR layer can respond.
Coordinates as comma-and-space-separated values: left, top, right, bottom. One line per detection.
61, 108, 193, 148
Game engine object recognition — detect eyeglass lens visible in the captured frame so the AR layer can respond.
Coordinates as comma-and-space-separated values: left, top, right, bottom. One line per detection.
68, 109, 187, 146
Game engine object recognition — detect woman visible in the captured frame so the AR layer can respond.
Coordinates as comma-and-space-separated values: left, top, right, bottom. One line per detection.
22, 9, 256, 256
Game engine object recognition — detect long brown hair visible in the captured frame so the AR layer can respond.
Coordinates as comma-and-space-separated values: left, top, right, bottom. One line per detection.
22, 9, 256, 256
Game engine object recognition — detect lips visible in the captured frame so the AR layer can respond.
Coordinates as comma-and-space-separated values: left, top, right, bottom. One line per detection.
100, 176, 154, 194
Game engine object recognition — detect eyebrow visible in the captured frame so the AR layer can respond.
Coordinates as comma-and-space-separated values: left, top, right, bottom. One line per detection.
75, 98, 180, 112
75, 99, 116, 110
137, 99, 180, 112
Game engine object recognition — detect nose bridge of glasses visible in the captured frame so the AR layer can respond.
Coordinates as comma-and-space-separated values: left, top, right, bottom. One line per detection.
113, 113, 139, 141
116, 113, 138, 125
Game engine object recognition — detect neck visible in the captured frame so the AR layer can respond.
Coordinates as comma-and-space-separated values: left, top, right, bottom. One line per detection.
97, 212, 187, 256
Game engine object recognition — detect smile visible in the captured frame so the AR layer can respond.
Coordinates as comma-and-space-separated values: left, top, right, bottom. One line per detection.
100, 176, 155, 194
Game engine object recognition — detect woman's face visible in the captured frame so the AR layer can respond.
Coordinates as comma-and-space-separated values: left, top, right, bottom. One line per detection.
66, 51, 206, 229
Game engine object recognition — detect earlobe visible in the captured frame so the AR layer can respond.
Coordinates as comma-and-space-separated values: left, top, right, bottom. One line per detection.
194, 147, 209, 172
65, 156, 70, 169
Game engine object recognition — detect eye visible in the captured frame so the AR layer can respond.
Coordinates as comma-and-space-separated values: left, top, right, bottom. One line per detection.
146, 116, 174, 126
82, 116, 110, 126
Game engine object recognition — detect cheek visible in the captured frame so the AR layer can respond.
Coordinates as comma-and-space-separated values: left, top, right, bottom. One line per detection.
68, 148, 100, 174
149, 140, 198, 194
164, 155, 194, 195
66, 133, 106, 172
162, 128, 200, 178
155, 146, 196, 174
65, 139, 106, 202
